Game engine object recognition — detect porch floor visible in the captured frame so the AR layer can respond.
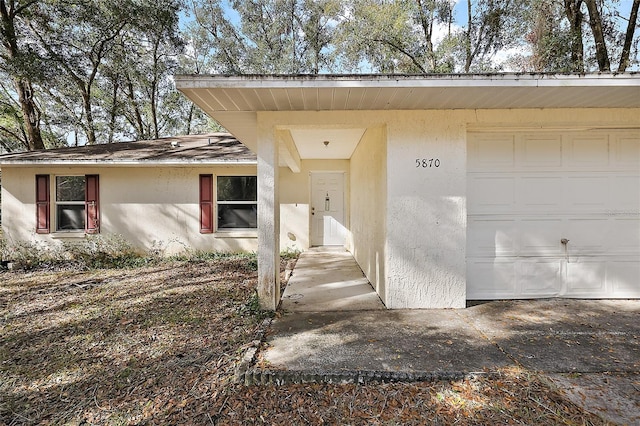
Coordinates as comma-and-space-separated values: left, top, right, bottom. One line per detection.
280, 247, 385, 312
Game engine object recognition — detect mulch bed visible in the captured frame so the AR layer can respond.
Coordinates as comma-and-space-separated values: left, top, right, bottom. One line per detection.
1, 259, 608, 425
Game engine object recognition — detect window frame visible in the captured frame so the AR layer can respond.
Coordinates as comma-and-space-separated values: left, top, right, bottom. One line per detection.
54, 175, 86, 233
215, 175, 257, 231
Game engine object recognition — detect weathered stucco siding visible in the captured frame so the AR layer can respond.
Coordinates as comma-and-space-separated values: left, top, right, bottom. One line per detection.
279, 159, 350, 252
348, 126, 387, 305
1, 165, 258, 254
259, 108, 639, 309
385, 111, 468, 309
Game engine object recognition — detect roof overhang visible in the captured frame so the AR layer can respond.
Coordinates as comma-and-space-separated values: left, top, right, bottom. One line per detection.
0, 160, 257, 167
175, 73, 640, 160
0, 133, 257, 167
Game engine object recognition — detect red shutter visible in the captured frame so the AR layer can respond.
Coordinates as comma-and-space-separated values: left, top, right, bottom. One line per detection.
85, 174, 100, 234
35, 174, 50, 234
200, 174, 214, 233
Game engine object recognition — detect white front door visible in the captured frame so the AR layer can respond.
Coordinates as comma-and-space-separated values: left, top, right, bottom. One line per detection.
310, 172, 346, 246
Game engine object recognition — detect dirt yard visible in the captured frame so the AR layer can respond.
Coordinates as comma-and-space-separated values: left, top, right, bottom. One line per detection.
1, 259, 609, 425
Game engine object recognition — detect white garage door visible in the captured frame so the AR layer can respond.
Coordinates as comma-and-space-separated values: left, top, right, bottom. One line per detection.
467, 130, 640, 299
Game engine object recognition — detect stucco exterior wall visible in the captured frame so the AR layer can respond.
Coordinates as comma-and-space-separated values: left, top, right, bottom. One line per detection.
348, 126, 387, 304
1, 165, 258, 255
260, 108, 639, 309
384, 111, 468, 308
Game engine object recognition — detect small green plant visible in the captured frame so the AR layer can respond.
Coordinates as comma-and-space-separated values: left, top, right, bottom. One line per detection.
280, 246, 301, 261
238, 291, 274, 322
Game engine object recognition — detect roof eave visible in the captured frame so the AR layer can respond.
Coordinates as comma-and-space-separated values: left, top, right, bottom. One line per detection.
0, 159, 258, 167
174, 72, 640, 90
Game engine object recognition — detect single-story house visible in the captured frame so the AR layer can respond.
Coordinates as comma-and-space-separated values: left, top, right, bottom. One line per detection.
0, 134, 260, 254
2, 73, 639, 310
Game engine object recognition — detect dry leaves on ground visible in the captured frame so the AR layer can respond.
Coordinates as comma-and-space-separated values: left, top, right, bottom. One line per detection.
1, 258, 260, 424
1, 259, 609, 425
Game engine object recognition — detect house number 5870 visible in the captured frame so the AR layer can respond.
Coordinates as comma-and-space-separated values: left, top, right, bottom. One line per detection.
416, 158, 440, 168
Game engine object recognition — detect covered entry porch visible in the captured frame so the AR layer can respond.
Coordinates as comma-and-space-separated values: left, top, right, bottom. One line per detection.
267, 119, 388, 311
176, 73, 639, 310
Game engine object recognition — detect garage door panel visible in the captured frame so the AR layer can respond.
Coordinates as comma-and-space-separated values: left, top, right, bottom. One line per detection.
467, 218, 517, 256
566, 176, 609, 210
566, 219, 609, 254
468, 177, 515, 212
566, 135, 609, 167
609, 261, 640, 296
521, 135, 563, 167
614, 136, 640, 165
566, 261, 606, 295
610, 218, 640, 252
519, 177, 564, 209
612, 176, 640, 209
519, 260, 561, 296
519, 219, 563, 255
466, 260, 517, 299
469, 136, 516, 169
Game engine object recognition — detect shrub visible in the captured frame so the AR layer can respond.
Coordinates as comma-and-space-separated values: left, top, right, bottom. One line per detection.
62, 234, 150, 269
1, 233, 261, 271
0, 238, 63, 270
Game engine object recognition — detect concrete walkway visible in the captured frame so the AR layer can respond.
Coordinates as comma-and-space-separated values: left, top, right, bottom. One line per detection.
280, 247, 384, 312
245, 248, 640, 424
256, 299, 640, 425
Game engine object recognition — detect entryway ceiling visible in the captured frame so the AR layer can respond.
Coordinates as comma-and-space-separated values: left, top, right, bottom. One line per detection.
288, 128, 366, 160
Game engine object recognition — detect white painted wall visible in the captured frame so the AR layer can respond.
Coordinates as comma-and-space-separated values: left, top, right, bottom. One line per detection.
0, 165, 258, 255
385, 111, 468, 308
348, 126, 387, 305
260, 108, 639, 309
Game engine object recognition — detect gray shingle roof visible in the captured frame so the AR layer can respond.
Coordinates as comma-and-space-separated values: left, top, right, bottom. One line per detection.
0, 133, 256, 165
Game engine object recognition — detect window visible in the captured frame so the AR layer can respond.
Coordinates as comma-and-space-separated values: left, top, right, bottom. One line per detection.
217, 176, 257, 229
35, 174, 100, 234
56, 176, 86, 231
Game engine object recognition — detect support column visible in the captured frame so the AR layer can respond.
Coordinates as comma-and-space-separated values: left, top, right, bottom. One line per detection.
257, 128, 280, 310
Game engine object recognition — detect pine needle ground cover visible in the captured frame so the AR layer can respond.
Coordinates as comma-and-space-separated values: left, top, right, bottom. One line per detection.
1, 260, 607, 425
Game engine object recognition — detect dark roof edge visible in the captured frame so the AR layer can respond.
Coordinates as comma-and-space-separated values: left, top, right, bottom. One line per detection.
175, 71, 640, 80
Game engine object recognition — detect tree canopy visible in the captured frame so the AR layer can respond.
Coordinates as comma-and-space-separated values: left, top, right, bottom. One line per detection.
1, 0, 638, 151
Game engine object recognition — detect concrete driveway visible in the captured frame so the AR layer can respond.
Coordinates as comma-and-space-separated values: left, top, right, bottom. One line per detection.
252, 299, 639, 425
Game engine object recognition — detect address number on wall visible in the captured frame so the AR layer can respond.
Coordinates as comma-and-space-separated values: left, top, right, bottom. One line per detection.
415, 158, 441, 168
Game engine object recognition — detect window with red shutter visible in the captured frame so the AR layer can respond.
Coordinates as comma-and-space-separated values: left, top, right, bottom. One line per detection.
85, 175, 100, 234
200, 174, 214, 233
217, 176, 257, 229
35, 175, 50, 234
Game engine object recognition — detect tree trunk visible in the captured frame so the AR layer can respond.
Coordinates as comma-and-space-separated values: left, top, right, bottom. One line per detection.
81, 90, 96, 145
1, 0, 45, 150
618, 0, 640, 72
151, 40, 160, 140
185, 104, 193, 135
125, 74, 145, 138
584, 0, 610, 71
465, 0, 472, 72
108, 79, 119, 144
563, 0, 585, 72
15, 78, 45, 150
416, 0, 436, 72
